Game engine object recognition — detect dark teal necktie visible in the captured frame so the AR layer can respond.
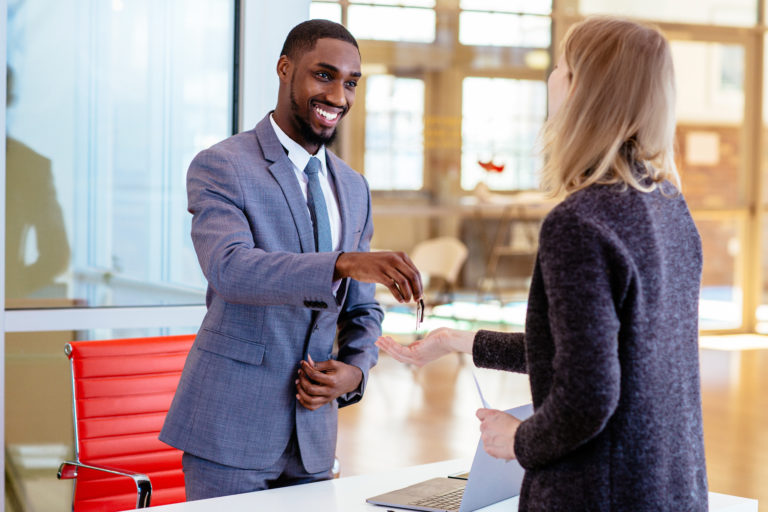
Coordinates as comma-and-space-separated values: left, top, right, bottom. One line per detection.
304, 157, 332, 252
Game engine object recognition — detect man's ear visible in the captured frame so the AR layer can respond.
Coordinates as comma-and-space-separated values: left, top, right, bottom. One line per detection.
277, 55, 291, 83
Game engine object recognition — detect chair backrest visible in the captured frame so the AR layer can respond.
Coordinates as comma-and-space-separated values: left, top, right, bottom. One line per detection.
410, 236, 469, 287
67, 334, 195, 511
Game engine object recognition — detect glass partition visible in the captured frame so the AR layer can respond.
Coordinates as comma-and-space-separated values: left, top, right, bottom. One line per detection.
6, 0, 234, 308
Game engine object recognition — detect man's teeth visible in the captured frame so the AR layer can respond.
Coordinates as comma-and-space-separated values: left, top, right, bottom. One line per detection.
315, 106, 338, 121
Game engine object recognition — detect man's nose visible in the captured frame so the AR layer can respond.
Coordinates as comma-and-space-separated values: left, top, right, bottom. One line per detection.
325, 80, 347, 108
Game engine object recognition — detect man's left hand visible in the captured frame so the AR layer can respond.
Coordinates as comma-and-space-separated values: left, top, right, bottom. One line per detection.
295, 358, 363, 410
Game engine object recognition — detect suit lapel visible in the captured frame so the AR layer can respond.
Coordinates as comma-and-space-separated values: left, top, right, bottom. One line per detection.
256, 116, 316, 253
326, 152, 356, 252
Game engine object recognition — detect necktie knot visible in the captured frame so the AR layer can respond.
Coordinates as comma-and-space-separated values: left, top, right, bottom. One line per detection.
304, 156, 321, 177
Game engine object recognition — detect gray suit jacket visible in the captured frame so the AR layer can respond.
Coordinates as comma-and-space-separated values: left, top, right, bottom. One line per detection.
160, 114, 383, 473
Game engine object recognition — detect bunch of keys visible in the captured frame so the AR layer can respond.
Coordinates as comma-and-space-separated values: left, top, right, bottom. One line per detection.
415, 298, 425, 332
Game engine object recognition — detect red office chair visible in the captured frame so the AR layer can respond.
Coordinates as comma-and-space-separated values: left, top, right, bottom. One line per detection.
57, 334, 195, 511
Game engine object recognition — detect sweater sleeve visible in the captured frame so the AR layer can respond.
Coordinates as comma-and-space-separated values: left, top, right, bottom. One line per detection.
473, 330, 527, 373
513, 208, 625, 470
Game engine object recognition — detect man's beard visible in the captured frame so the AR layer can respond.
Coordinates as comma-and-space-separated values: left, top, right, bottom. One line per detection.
290, 88, 339, 148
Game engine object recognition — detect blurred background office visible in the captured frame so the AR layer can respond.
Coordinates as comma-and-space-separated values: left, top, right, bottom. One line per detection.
2, 0, 768, 510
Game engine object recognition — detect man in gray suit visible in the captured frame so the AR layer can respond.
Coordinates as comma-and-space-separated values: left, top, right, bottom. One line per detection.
160, 20, 422, 500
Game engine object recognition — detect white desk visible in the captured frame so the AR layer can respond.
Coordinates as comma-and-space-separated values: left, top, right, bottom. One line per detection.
135, 459, 758, 512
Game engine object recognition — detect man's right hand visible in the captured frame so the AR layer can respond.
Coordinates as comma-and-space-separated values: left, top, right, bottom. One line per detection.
334, 251, 423, 303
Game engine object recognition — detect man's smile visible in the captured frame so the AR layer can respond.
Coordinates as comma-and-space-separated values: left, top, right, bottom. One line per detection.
312, 101, 344, 127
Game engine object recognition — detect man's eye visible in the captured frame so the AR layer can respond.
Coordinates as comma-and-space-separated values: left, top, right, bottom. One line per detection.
346, 80, 358, 88
316, 72, 331, 80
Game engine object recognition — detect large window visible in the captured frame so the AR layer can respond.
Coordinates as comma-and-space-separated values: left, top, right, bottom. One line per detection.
461, 77, 546, 191
579, 0, 758, 26
350, 1, 436, 43
311, 0, 436, 42
330, 1, 766, 333
459, 0, 552, 47
364, 75, 425, 190
310, 1, 342, 23
6, 0, 235, 308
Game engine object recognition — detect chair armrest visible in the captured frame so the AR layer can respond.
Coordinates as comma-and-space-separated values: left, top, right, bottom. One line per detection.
58, 461, 152, 508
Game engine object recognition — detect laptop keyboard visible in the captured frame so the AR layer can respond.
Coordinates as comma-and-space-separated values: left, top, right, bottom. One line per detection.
411, 487, 465, 511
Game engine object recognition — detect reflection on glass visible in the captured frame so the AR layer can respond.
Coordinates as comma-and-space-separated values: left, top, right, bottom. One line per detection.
349, 5, 436, 42
461, 77, 546, 191
310, 1, 342, 23
459, 12, 550, 47
579, 0, 757, 26
6, 0, 234, 308
5, 131, 70, 303
460, 0, 552, 14
6, 329, 76, 512
695, 217, 742, 330
364, 75, 425, 190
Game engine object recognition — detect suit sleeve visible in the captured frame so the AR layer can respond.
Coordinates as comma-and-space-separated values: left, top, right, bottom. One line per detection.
187, 147, 341, 310
513, 210, 625, 470
335, 176, 384, 407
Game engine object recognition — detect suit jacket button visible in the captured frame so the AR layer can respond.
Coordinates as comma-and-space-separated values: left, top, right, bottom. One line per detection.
304, 300, 312, 308
318, 302, 327, 309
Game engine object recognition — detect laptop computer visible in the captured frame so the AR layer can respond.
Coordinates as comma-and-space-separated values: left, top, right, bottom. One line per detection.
366, 403, 533, 512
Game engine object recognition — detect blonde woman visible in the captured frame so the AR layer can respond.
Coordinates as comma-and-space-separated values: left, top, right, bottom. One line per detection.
377, 17, 707, 511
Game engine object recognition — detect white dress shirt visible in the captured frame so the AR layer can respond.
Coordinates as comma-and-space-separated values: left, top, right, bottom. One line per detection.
269, 114, 342, 252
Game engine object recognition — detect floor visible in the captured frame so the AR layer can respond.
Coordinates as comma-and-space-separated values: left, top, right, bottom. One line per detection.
9, 336, 768, 511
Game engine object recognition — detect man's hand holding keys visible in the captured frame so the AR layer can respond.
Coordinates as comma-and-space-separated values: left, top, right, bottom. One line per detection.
334, 251, 423, 303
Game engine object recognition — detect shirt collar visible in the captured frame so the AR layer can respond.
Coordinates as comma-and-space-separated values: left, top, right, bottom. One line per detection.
269, 113, 327, 176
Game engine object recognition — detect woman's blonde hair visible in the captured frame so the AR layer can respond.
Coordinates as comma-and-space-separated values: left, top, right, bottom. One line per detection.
539, 16, 680, 196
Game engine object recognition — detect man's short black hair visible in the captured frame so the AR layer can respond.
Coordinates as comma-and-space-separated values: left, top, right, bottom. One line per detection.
280, 19, 359, 60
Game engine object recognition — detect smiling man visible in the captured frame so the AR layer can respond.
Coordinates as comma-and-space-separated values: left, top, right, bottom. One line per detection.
159, 20, 423, 500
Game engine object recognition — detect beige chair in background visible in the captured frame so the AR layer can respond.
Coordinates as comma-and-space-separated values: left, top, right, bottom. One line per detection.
410, 236, 469, 305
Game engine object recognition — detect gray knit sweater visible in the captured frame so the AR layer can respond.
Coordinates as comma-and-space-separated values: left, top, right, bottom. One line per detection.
473, 180, 707, 511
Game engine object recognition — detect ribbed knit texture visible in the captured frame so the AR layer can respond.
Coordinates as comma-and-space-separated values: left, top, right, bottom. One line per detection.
473, 180, 708, 511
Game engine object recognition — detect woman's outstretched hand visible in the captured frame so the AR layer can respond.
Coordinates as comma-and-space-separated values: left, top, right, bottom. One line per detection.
375, 327, 475, 367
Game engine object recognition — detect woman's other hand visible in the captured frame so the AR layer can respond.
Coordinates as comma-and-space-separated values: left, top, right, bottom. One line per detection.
477, 408, 522, 461
375, 327, 474, 367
